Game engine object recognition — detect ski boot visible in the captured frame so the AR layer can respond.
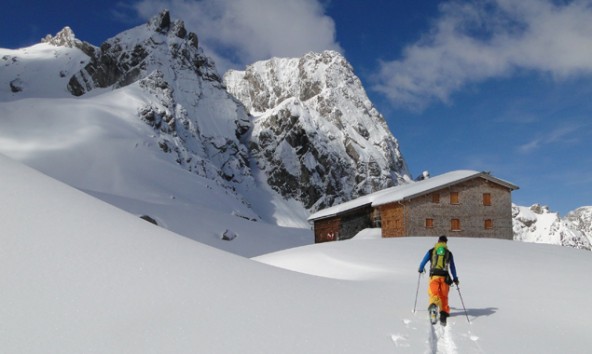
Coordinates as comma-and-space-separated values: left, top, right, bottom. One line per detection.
428, 304, 438, 325
439, 311, 449, 326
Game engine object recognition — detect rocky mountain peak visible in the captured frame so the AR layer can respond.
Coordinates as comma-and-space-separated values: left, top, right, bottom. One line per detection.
225, 50, 364, 113
41, 26, 78, 47
225, 51, 410, 210
40, 26, 96, 58
146, 10, 198, 47
47, 12, 254, 209
149, 9, 172, 33
66, 10, 209, 97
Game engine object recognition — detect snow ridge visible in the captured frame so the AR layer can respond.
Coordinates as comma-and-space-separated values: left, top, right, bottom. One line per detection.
512, 204, 592, 249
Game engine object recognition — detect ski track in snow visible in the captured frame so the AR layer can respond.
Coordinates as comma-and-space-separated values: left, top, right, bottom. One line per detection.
393, 312, 462, 353
427, 318, 484, 354
428, 324, 457, 354
398, 310, 483, 354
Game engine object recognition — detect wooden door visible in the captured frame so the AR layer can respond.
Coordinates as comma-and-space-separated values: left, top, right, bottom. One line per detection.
380, 204, 405, 237
314, 218, 341, 243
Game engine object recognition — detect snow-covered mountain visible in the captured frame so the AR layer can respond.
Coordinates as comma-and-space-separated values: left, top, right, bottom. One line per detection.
224, 51, 410, 210
1, 11, 253, 192
1, 11, 589, 252
513, 204, 592, 250
1, 11, 295, 254
0, 11, 409, 247
60, 11, 254, 190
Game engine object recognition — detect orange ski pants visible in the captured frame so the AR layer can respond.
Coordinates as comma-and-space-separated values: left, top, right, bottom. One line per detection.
428, 276, 450, 314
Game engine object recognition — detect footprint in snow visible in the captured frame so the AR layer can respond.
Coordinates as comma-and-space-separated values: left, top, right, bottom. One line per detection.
390, 334, 410, 347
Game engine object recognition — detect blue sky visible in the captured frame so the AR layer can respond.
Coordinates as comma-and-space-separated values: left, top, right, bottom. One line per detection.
2, 0, 591, 215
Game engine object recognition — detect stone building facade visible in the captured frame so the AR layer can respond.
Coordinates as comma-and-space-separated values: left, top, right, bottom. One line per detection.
309, 170, 518, 242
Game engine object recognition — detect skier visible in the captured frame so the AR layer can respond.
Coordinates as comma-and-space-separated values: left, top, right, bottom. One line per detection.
418, 235, 459, 325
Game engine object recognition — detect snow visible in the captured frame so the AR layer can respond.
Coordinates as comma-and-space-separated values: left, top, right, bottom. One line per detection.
0, 44, 88, 100
0, 42, 311, 256
513, 204, 592, 249
2, 153, 592, 353
2, 21, 592, 352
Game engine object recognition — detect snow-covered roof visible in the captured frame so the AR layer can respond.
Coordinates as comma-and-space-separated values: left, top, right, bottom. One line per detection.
307, 184, 399, 221
308, 170, 518, 221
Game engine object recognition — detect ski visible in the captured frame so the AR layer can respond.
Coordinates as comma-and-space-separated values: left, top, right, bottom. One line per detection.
428, 304, 438, 325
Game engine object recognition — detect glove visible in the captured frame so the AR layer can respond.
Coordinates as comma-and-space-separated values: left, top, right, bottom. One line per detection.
453, 278, 459, 286
418, 268, 425, 274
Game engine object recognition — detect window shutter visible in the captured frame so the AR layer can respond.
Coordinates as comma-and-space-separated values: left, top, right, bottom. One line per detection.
432, 193, 440, 203
451, 218, 461, 231
450, 192, 459, 204
483, 193, 492, 206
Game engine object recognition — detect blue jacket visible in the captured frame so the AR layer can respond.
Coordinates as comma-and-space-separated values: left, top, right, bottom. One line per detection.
419, 248, 458, 280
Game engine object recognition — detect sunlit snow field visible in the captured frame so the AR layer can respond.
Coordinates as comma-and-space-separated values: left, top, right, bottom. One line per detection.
2, 154, 591, 353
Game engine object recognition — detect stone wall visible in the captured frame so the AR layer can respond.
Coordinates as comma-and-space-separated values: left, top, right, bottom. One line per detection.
403, 178, 514, 239
339, 206, 372, 240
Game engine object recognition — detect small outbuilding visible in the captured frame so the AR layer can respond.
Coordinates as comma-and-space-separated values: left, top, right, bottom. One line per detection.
308, 170, 519, 242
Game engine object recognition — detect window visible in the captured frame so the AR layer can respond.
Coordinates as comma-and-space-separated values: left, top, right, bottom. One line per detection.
432, 193, 440, 203
371, 209, 381, 228
425, 218, 434, 229
451, 218, 461, 231
483, 193, 492, 206
484, 219, 493, 229
450, 192, 460, 204
373, 217, 382, 228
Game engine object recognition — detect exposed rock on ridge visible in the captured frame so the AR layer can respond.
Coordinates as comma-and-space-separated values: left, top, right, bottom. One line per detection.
41, 26, 96, 59
65, 11, 213, 97
48, 11, 255, 197
225, 51, 410, 210
513, 204, 592, 250
25, 12, 411, 222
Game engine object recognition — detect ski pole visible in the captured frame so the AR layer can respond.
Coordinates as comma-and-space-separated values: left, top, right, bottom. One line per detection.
412, 272, 422, 313
456, 285, 471, 324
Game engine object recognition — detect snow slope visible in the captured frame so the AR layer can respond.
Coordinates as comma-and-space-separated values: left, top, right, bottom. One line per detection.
2, 154, 591, 353
257, 234, 592, 353
0, 41, 311, 257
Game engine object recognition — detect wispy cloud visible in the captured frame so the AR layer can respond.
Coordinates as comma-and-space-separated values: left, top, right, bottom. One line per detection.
518, 123, 585, 154
125, 0, 341, 73
372, 0, 592, 111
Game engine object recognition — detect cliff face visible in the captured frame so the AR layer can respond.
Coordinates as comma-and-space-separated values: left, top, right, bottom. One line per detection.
225, 51, 410, 210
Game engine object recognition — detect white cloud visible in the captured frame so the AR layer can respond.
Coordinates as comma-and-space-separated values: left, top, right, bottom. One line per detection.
518, 123, 584, 154
372, 0, 592, 111
130, 0, 342, 73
